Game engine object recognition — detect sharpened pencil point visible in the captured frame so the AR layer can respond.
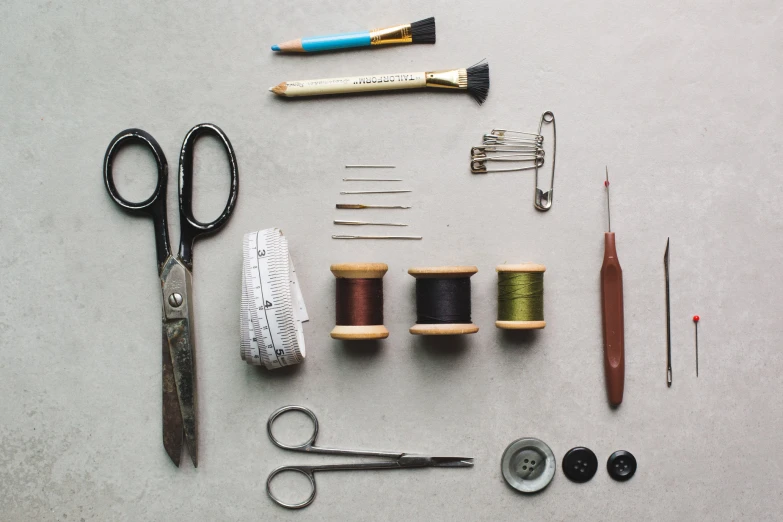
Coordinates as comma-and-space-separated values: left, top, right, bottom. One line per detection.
274, 38, 304, 52
270, 82, 288, 95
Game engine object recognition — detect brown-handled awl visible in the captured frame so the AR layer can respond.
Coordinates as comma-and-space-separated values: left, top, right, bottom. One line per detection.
601, 167, 625, 406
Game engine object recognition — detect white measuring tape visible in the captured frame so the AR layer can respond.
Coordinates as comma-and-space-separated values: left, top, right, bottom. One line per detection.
241, 228, 308, 369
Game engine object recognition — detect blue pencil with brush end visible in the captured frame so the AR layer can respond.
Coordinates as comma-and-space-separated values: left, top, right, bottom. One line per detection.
271, 17, 435, 53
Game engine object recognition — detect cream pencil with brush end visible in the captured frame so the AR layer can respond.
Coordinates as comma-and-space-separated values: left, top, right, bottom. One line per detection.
269, 61, 490, 104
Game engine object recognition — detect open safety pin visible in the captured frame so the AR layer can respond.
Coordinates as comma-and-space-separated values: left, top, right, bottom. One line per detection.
534, 111, 556, 211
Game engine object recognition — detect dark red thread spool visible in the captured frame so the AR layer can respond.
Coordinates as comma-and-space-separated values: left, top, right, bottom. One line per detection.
330, 263, 389, 340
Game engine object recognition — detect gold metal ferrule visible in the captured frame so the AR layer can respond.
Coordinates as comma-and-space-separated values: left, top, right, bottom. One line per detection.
370, 24, 413, 45
424, 69, 468, 90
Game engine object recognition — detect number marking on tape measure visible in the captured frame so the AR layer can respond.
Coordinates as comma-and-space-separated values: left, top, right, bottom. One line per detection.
241, 228, 307, 369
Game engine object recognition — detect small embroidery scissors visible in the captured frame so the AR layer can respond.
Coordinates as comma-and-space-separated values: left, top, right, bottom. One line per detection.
266, 405, 474, 509
102, 124, 239, 467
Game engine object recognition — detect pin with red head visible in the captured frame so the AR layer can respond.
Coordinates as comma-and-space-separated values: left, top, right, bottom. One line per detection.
693, 315, 700, 377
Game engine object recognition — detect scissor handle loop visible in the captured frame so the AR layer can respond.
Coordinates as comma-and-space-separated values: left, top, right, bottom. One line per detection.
104, 128, 172, 266
176, 123, 239, 267
267, 405, 319, 451
103, 128, 168, 214
266, 465, 317, 510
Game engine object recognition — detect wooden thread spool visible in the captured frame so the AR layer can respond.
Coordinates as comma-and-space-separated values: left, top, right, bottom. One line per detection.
407, 266, 479, 335
496, 263, 547, 330
330, 263, 389, 340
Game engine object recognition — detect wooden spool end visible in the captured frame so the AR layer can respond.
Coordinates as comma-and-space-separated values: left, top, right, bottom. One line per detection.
496, 263, 546, 273
495, 320, 546, 330
331, 262, 388, 279
331, 325, 389, 340
408, 266, 478, 279
410, 323, 479, 336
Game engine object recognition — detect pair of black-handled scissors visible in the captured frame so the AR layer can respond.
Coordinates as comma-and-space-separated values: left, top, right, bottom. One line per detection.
266, 406, 474, 509
103, 124, 239, 467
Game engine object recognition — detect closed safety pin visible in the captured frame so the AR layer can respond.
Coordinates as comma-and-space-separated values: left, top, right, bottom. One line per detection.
470, 145, 545, 174
471, 155, 544, 174
484, 130, 544, 147
534, 111, 556, 211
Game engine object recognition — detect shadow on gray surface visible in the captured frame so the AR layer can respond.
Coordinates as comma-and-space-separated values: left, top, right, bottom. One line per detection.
250, 362, 303, 379
269, 44, 389, 59
411, 334, 471, 358
498, 328, 540, 350
335, 339, 384, 358
268, 88, 471, 105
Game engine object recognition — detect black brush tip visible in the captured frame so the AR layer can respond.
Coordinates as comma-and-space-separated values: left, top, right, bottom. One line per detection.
466, 61, 490, 105
411, 17, 435, 44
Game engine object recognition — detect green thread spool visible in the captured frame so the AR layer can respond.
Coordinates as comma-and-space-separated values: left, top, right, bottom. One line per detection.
496, 264, 547, 330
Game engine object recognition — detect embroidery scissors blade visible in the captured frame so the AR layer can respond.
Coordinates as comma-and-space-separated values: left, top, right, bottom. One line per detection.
265, 405, 473, 509
103, 124, 239, 467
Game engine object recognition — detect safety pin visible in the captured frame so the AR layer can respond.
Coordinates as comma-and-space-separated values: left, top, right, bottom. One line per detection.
471, 147, 545, 162
472, 152, 543, 163
534, 111, 556, 211
471, 145, 543, 155
471, 156, 544, 174
485, 130, 544, 145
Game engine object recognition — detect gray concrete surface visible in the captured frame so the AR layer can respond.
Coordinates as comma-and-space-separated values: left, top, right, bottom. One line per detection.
1, 1, 782, 520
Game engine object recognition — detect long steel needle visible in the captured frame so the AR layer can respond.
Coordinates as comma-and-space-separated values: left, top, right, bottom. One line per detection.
332, 234, 422, 240
340, 190, 411, 195
664, 238, 672, 387
336, 204, 411, 209
601, 167, 625, 406
334, 220, 407, 226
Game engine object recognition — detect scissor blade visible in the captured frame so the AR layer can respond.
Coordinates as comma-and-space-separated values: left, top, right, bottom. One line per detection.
427, 456, 474, 468
161, 257, 198, 468
162, 326, 183, 466
165, 317, 198, 467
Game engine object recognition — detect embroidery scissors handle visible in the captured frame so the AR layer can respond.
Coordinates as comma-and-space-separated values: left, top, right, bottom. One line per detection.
266, 405, 473, 509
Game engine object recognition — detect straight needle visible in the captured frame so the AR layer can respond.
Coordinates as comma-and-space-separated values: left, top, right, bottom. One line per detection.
601, 167, 625, 406
664, 238, 672, 387
334, 220, 407, 226
343, 178, 402, 181
340, 190, 411, 194
336, 204, 411, 209
332, 235, 421, 240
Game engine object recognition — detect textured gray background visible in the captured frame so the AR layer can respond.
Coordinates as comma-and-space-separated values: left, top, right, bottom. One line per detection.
1, 0, 781, 520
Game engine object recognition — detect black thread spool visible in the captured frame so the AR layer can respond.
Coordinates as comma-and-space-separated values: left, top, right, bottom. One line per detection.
408, 266, 479, 335
330, 263, 389, 340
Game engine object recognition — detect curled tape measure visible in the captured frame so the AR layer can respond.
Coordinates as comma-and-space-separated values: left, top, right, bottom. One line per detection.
241, 228, 308, 369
